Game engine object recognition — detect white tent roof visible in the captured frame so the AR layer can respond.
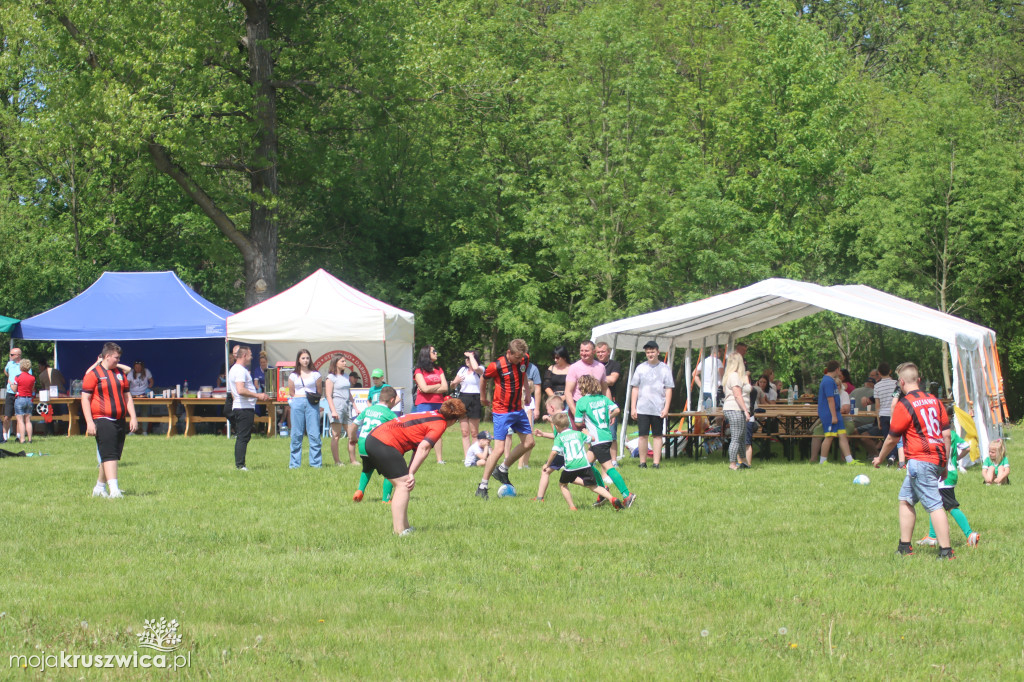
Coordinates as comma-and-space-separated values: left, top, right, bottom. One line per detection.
591, 278, 993, 351
226, 268, 414, 343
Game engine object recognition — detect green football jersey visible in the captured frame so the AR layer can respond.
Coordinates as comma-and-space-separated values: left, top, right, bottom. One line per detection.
553, 429, 591, 471
574, 394, 617, 444
368, 383, 389, 405
355, 404, 397, 455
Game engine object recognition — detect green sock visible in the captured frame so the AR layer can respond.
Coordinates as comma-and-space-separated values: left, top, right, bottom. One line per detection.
358, 472, 371, 493
606, 467, 630, 496
591, 464, 607, 491
950, 508, 973, 537
382, 479, 394, 502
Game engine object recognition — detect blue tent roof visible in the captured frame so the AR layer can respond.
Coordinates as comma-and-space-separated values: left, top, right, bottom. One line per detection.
16, 271, 232, 340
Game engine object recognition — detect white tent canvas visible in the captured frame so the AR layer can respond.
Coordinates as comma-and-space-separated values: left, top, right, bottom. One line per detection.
592, 279, 1004, 453
227, 269, 415, 411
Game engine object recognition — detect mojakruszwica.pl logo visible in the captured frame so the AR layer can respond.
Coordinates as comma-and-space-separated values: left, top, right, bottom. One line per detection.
8, 617, 191, 672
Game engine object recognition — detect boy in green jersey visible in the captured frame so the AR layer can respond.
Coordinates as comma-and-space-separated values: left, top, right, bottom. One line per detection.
367, 368, 389, 404
543, 412, 621, 511
918, 430, 980, 547
574, 375, 635, 508
353, 386, 400, 502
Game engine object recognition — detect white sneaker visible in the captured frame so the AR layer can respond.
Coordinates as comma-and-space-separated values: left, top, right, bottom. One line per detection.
916, 536, 937, 546
399, 527, 415, 536
237, 466, 249, 471
108, 490, 123, 499
92, 487, 108, 498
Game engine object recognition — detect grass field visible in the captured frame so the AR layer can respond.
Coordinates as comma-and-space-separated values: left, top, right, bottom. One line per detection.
0, 425, 1021, 680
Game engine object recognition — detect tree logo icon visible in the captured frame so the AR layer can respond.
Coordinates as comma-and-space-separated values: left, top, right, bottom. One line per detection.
137, 618, 182, 652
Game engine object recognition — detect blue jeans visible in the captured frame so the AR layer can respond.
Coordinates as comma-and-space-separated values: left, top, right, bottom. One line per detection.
289, 398, 322, 468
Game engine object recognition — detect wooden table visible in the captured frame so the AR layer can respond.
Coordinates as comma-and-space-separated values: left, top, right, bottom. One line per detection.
36, 397, 180, 437
180, 398, 286, 437
666, 406, 882, 460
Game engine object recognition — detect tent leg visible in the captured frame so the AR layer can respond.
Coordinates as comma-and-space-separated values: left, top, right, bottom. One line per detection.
618, 345, 638, 461
224, 339, 231, 438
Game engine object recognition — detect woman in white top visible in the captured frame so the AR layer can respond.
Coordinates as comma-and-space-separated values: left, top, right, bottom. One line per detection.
722, 351, 752, 470
325, 355, 359, 466
288, 348, 323, 468
451, 350, 484, 456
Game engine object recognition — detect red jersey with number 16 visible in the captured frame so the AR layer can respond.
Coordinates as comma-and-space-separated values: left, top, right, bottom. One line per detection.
889, 390, 949, 465
371, 412, 449, 452
484, 353, 530, 414
82, 365, 130, 420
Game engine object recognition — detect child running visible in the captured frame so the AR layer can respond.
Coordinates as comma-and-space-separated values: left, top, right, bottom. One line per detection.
533, 395, 566, 501
543, 412, 622, 511
982, 438, 1010, 485
574, 374, 635, 508
918, 430, 979, 547
352, 386, 400, 502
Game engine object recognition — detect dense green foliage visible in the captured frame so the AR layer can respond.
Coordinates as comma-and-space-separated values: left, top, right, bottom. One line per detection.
0, 428, 1022, 678
2, 1, 1022, 408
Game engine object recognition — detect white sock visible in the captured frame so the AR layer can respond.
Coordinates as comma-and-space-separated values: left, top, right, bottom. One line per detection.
498, 463, 508, 474
107, 479, 120, 495
845, 455, 854, 463
479, 479, 488, 488
93, 482, 106, 492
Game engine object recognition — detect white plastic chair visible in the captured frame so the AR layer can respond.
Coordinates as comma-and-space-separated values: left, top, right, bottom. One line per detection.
320, 397, 331, 438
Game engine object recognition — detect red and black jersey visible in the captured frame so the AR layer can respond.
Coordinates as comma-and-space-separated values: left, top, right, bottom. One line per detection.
889, 390, 949, 465
371, 411, 448, 452
484, 352, 530, 414
82, 365, 130, 420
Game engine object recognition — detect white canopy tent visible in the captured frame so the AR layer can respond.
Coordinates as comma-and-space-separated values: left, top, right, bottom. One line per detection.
226, 269, 416, 411
591, 278, 1005, 456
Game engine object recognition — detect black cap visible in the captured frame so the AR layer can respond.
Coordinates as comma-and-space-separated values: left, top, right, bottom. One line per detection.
643, 340, 659, 350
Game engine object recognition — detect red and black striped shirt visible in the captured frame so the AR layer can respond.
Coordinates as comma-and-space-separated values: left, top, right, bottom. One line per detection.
484, 353, 529, 414
371, 412, 449, 452
82, 365, 130, 420
889, 390, 949, 465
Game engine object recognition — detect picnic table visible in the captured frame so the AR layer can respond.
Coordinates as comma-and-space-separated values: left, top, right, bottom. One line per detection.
665, 405, 884, 460
37, 396, 179, 438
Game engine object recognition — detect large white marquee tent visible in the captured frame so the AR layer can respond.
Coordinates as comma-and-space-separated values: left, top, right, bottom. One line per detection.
591, 278, 1006, 454
226, 269, 415, 411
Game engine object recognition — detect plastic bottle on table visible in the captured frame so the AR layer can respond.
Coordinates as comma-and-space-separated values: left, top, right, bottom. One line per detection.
183, 380, 189, 397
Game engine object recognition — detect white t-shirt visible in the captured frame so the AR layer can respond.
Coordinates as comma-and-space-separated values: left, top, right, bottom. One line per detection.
289, 371, 321, 398
455, 366, 482, 394
464, 441, 487, 467
126, 368, 152, 396
229, 363, 256, 410
630, 361, 675, 415
766, 385, 778, 402
700, 356, 722, 395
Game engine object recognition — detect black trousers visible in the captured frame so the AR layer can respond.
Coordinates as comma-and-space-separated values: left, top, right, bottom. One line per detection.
233, 409, 255, 468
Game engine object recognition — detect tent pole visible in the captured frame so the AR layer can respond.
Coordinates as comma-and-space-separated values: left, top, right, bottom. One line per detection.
224, 339, 231, 438
617, 340, 638, 461
684, 342, 692, 414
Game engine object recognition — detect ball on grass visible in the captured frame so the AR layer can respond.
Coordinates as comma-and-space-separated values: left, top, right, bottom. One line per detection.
853, 474, 870, 485
497, 484, 517, 498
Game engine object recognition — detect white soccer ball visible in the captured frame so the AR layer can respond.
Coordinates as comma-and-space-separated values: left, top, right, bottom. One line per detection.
853, 474, 870, 485
497, 484, 517, 498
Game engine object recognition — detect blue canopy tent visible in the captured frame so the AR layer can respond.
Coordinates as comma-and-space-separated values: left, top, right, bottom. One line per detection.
14, 272, 234, 390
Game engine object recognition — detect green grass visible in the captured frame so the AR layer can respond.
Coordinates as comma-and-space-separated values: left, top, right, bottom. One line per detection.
0, 425, 1021, 680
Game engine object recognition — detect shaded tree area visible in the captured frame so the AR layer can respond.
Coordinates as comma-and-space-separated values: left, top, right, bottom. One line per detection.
1, 0, 1022, 412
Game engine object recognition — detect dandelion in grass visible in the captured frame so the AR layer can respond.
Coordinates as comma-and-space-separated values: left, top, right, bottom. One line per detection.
778, 627, 787, 636
790, 643, 798, 649
700, 630, 709, 638
80, 621, 88, 629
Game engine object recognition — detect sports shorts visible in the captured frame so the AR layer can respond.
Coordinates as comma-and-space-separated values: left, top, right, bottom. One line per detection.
636, 414, 664, 437
492, 410, 532, 441
591, 442, 613, 464
95, 418, 127, 462
364, 434, 409, 479
560, 466, 597, 487
4, 392, 15, 418
938, 487, 960, 511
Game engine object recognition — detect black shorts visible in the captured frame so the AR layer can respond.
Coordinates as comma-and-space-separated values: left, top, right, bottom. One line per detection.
460, 393, 482, 420
95, 418, 127, 462
636, 414, 663, 437
560, 466, 597, 487
364, 434, 409, 479
939, 487, 960, 511
4, 392, 15, 418
591, 442, 613, 464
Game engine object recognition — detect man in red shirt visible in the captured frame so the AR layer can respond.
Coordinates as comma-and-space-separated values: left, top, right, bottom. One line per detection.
82, 343, 138, 499
872, 363, 954, 559
364, 398, 466, 534
477, 339, 534, 500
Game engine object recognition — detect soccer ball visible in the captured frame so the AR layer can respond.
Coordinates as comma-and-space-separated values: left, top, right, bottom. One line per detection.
497, 484, 517, 498
853, 474, 870, 485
